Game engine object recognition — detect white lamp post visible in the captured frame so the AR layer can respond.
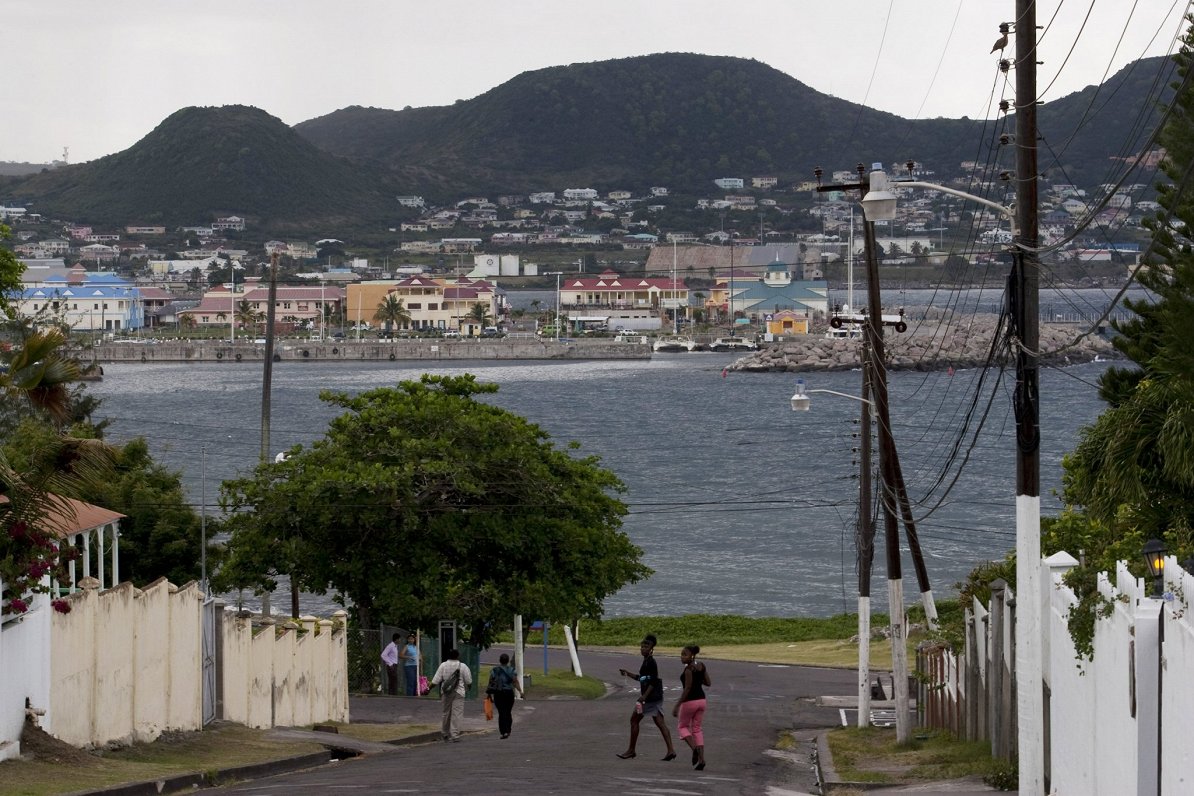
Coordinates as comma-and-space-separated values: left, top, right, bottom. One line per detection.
791, 378, 878, 727
544, 271, 563, 341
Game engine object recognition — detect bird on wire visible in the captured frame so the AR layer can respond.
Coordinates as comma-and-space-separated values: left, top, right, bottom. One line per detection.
990, 23, 1010, 54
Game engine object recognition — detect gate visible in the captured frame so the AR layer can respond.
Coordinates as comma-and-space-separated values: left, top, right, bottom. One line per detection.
201, 597, 217, 725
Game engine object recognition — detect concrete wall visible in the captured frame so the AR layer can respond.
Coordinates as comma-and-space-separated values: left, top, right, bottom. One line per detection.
218, 611, 348, 730
0, 590, 52, 761
49, 579, 203, 748
89, 338, 651, 363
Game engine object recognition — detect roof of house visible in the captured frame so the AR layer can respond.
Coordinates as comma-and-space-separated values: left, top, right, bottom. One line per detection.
0, 495, 126, 539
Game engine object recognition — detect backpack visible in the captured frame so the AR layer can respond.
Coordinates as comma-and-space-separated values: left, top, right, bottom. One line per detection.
487, 666, 510, 694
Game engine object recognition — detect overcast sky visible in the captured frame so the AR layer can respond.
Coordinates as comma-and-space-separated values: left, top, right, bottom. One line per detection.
5, 0, 1190, 164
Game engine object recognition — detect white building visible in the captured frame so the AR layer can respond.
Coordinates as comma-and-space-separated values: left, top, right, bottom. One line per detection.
562, 188, 598, 201
714, 177, 745, 190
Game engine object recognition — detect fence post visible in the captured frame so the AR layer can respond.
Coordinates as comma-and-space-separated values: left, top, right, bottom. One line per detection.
989, 579, 1008, 759
1136, 598, 1163, 796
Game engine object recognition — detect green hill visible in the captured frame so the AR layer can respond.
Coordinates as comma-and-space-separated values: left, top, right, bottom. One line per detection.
0, 53, 1172, 232
3, 105, 393, 230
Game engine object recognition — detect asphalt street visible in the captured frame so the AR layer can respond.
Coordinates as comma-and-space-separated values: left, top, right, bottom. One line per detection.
213, 646, 858, 795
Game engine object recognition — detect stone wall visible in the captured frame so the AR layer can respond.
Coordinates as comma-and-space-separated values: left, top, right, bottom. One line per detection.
731, 316, 1117, 372
89, 339, 651, 363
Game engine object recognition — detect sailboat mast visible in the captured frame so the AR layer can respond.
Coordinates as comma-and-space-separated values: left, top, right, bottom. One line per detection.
672, 241, 678, 335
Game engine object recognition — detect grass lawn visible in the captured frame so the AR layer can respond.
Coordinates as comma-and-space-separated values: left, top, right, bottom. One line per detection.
0, 723, 326, 796
824, 726, 1013, 787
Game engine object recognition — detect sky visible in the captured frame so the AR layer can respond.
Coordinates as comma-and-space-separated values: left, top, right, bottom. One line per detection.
4, 0, 1191, 164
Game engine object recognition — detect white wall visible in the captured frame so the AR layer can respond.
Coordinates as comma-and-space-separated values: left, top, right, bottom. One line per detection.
0, 590, 52, 761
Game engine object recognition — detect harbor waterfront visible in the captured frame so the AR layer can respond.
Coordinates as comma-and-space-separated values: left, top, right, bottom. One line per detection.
87, 351, 1114, 619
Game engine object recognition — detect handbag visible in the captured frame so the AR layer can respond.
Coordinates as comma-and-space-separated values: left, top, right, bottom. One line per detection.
418, 675, 431, 696
483, 694, 494, 721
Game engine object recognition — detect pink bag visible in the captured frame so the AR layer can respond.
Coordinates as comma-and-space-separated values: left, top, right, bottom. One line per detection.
418, 675, 431, 696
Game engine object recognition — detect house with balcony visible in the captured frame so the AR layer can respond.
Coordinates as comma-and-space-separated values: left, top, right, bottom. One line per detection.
344, 276, 501, 334
555, 269, 687, 331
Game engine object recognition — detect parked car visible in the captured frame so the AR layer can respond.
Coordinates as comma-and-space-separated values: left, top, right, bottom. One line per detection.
443, 329, 461, 339
481, 326, 503, 338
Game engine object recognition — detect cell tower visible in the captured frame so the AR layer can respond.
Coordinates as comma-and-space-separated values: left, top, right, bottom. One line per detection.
62, 146, 69, 164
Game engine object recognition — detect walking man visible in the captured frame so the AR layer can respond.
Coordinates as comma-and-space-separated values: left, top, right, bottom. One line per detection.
431, 648, 472, 741
380, 632, 401, 696
616, 634, 676, 760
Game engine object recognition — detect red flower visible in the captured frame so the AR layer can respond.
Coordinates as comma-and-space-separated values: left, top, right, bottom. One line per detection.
8, 598, 29, 614
51, 599, 71, 614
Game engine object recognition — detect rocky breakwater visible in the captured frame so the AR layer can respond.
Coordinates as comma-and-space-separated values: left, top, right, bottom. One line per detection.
729, 315, 1118, 373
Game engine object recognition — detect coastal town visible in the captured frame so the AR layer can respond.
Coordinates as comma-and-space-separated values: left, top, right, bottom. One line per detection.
1, 160, 1147, 356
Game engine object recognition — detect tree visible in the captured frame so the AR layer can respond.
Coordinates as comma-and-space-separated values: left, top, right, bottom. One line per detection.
466, 302, 492, 326
1, 223, 23, 317
1060, 18, 1194, 552
2, 422, 213, 586
214, 374, 649, 642
1, 328, 115, 615
373, 294, 411, 336
235, 299, 262, 330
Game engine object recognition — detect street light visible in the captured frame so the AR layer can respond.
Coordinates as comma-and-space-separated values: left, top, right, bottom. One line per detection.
545, 271, 563, 342
1143, 538, 1167, 597
790, 379, 874, 413
790, 376, 878, 728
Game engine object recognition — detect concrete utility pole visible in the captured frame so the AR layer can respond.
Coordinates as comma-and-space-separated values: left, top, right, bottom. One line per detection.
1012, 2, 1044, 793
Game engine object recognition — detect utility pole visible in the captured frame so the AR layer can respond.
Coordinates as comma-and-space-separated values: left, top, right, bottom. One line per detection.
856, 337, 876, 727
1013, 3, 1044, 793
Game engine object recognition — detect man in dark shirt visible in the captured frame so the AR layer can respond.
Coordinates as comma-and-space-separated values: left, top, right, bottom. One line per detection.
616, 634, 677, 760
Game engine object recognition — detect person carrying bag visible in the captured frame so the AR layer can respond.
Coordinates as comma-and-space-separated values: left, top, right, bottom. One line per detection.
486, 653, 523, 739
430, 649, 472, 741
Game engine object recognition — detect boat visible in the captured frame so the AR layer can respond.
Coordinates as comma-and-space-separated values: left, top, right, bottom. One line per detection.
709, 336, 758, 352
653, 335, 697, 353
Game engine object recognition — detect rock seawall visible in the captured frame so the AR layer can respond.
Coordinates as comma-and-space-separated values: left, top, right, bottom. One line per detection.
729, 315, 1118, 373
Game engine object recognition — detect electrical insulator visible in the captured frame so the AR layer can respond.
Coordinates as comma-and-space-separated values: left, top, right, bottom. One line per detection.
999, 59, 1011, 74
999, 99, 1010, 113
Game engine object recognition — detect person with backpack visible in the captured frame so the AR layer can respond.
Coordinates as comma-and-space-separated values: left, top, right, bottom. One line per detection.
431, 648, 472, 741
486, 653, 524, 739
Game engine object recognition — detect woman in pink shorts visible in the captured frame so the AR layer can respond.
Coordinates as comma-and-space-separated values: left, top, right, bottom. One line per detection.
672, 644, 711, 770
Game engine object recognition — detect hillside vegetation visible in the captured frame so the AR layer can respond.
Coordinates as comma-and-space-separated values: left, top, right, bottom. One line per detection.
0, 52, 1172, 232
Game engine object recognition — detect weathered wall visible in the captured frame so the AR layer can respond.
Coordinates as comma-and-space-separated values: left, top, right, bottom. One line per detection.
90, 339, 650, 363
34, 579, 346, 749
0, 590, 52, 762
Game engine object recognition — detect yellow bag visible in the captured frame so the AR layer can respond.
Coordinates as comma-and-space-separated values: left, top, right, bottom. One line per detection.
483, 695, 494, 721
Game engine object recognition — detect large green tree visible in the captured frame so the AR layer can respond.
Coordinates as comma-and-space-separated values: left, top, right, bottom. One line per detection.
1060, 17, 1194, 554
215, 374, 649, 641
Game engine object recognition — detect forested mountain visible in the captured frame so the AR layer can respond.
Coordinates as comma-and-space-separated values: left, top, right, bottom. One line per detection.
0, 106, 394, 230
0, 53, 1172, 230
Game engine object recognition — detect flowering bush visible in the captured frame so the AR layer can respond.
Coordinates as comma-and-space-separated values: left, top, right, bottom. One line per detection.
1, 519, 75, 616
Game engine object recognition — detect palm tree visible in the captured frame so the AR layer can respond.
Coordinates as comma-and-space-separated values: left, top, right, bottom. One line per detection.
235, 300, 261, 331
1, 324, 116, 615
373, 294, 411, 336
467, 302, 492, 326
1, 325, 82, 428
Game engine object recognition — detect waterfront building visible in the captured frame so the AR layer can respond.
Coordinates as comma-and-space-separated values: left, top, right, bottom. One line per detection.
10, 266, 145, 331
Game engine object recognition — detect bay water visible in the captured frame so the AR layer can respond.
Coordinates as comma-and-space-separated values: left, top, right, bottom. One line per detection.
87, 340, 1113, 619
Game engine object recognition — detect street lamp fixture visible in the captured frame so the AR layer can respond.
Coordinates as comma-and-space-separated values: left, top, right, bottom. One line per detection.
790, 378, 874, 412
860, 166, 898, 222
1143, 538, 1167, 597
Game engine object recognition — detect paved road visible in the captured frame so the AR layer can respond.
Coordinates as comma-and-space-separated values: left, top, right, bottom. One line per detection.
215, 647, 857, 795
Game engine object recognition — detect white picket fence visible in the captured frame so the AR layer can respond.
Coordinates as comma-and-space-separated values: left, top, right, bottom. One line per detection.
917, 552, 1194, 793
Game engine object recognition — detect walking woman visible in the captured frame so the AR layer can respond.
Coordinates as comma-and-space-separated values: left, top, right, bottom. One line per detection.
672, 644, 710, 770
488, 653, 524, 738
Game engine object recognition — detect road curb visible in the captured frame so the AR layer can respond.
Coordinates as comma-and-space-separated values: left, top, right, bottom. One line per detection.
63, 751, 333, 796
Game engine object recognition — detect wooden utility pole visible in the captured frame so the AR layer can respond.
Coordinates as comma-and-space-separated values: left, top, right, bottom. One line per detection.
1013, 2, 1044, 793
861, 212, 911, 743
856, 337, 875, 727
